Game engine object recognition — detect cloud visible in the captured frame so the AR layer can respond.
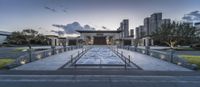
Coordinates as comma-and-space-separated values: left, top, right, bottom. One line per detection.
182, 10, 200, 22
102, 26, 108, 30
62, 9, 67, 13
44, 6, 56, 12
51, 30, 65, 36
52, 22, 95, 34
102, 26, 111, 30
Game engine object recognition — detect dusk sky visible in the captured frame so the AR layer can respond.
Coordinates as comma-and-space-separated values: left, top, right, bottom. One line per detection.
0, 0, 200, 35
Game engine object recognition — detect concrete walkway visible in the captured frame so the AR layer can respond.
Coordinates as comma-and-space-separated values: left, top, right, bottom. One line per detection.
13, 49, 82, 70
118, 49, 192, 71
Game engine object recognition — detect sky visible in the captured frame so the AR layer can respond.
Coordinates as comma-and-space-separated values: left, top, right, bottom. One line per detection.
0, 0, 200, 35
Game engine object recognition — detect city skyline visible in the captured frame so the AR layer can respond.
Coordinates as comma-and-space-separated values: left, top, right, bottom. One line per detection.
0, 0, 200, 35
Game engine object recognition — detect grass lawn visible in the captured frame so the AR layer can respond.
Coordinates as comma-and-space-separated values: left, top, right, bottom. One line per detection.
11, 48, 27, 53
0, 58, 15, 69
174, 47, 198, 51
180, 55, 200, 69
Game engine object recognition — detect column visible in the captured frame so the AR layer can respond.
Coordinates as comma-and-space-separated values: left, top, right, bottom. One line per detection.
91, 36, 94, 45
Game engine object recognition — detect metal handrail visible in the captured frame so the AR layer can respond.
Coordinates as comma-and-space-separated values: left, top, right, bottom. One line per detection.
6, 46, 83, 69
117, 46, 197, 70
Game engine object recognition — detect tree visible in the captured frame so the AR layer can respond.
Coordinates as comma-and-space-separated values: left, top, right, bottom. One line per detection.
7, 29, 48, 45
7, 31, 26, 45
35, 34, 48, 45
152, 21, 197, 48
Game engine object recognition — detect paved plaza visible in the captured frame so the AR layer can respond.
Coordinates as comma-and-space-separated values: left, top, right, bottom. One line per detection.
12, 46, 192, 71
0, 46, 199, 87
118, 48, 191, 71
13, 49, 82, 70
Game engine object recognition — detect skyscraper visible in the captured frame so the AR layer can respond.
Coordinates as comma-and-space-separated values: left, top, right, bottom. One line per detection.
135, 27, 140, 39
123, 19, 129, 37
144, 17, 150, 36
162, 19, 171, 25
139, 25, 144, 38
195, 22, 200, 29
130, 29, 134, 37
149, 13, 162, 35
120, 22, 124, 38
119, 19, 129, 38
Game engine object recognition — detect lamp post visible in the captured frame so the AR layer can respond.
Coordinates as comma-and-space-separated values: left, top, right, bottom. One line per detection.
24, 31, 33, 62
170, 48, 175, 63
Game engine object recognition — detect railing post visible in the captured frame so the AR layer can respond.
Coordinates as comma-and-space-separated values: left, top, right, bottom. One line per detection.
145, 46, 150, 55
100, 58, 102, 68
170, 49, 175, 63
124, 57, 127, 70
71, 55, 73, 63
78, 51, 80, 57
51, 46, 55, 55
121, 51, 123, 57
128, 46, 130, 50
28, 49, 32, 62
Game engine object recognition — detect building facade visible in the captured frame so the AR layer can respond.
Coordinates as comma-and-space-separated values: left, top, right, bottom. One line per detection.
195, 22, 200, 37
149, 13, 162, 35
77, 30, 122, 45
144, 17, 150, 36
162, 19, 171, 25
0, 31, 11, 45
130, 29, 134, 37
123, 19, 129, 37
135, 13, 163, 46
118, 19, 129, 38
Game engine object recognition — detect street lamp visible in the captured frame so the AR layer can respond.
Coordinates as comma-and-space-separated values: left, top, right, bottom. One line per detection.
24, 30, 33, 62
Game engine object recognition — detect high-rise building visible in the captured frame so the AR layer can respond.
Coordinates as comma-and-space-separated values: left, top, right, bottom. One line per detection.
162, 19, 171, 25
195, 22, 200, 37
144, 17, 150, 36
195, 22, 200, 29
119, 19, 129, 38
135, 27, 140, 39
130, 29, 134, 37
135, 26, 144, 39
119, 22, 124, 38
139, 25, 144, 38
123, 19, 129, 37
149, 13, 162, 35
0, 31, 11, 44
183, 22, 194, 27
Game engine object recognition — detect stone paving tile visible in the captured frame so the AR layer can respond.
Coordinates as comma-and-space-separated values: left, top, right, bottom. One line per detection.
118, 49, 192, 71
12, 49, 82, 70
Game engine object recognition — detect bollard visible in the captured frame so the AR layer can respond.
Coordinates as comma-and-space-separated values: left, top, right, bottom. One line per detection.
128, 46, 129, 50
78, 51, 80, 57
170, 49, 175, 63
128, 55, 131, 63
71, 55, 73, 63
121, 51, 123, 57
100, 59, 102, 68
145, 46, 150, 55
28, 49, 32, 62
124, 57, 127, 69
